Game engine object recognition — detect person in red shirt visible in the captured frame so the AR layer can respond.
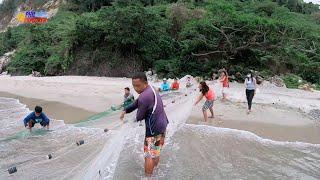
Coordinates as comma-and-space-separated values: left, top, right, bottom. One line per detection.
171, 78, 180, 90
194, 81, 216, 122
219, 70, 229, 101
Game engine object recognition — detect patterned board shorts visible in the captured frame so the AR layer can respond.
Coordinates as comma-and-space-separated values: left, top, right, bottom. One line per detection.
202, 100, 214, 111
144, 133, 165, 158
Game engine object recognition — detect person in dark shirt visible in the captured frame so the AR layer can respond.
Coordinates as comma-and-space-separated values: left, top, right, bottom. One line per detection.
120, 72, 168, 177
23, 106, 50, 132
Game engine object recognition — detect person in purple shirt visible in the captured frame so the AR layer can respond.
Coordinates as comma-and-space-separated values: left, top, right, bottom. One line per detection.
120, 72, 169, 177
23, 106, 50, 132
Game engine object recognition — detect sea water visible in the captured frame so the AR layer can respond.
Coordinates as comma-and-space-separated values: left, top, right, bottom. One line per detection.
1, 89, 320, 180
110, 90, 320, 180
0, 97, 108, 179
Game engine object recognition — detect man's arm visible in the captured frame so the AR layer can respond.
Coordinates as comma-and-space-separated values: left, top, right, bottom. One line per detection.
135, 96, 149, 122
120, 99, 138, 121
23, 113, 33, 127
41, 113, 50, 124
125, 99, 138, 114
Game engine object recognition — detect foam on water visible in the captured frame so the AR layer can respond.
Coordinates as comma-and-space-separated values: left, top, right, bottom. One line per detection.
2, 86, 320, 179
158, 124, 320, 179
185, 124, 320, 148
79, 87, 197, 179
110, 89, 197, 179
0, 97, 109, 179
108, 88, 320, 180
0, 97, 30, 136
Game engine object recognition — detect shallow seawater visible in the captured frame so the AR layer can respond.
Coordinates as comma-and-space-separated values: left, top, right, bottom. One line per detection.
0, 97, 108, 179
112, 123, 320, 180
1, 90, 320, 180
111, 91, 320, 180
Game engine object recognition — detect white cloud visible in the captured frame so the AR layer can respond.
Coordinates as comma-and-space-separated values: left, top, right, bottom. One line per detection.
304, 0, 320, 4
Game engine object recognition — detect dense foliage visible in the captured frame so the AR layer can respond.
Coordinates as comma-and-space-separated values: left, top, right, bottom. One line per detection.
0, 0, 319, 85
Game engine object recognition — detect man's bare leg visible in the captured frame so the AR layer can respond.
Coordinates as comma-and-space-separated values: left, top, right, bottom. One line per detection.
145, 157, 155, 177
27, 121, 33, 132
154, 157, 160, 167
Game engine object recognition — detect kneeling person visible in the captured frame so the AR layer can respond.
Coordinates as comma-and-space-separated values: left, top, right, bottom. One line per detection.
23, 106, 50, 132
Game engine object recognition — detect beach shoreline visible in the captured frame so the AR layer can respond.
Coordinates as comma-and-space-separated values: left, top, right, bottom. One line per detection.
0, 91, 95, 124
1, 76, 320, 179
189, 99, 320, 144
0, 76, 319, 142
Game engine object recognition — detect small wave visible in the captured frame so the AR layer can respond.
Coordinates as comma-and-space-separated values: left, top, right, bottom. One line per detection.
184, 124, 320, 148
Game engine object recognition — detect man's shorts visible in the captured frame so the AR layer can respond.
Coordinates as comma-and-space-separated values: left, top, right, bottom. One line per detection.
202, 100, 214, 111
144, 133, 165, 158
28, 119, 49, 127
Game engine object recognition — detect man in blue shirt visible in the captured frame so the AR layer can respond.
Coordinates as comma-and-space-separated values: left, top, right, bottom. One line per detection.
23, 106, 50, 132
160, 78, 170, 92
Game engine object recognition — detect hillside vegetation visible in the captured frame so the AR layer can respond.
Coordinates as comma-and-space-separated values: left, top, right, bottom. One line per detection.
0, 0, 319, 86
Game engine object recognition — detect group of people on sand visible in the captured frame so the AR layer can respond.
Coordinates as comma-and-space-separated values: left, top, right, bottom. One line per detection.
195, 69, 258, 122
158, 76, 195, 92
21, 70, 257, 177
159, 78, 180, 92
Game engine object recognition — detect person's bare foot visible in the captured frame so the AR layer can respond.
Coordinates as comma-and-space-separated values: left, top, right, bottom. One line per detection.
209, 116, 214, 119
247, 110, 250, 114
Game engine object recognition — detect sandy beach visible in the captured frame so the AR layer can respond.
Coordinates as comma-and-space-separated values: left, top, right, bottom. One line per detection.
0, 75, 320, 179
190, 100, 320, 144
0, 91, 95, 124
0, 76, 134, 112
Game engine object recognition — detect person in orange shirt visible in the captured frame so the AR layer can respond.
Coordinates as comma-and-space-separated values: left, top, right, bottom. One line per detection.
194, 81, 216, 122
219, 70, 229, 101
171, 78, 180, 90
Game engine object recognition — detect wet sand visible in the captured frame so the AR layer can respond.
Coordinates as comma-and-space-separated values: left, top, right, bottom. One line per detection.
0, 92, 95, 124
0, 76, 130, 112
189, 100, 320, 144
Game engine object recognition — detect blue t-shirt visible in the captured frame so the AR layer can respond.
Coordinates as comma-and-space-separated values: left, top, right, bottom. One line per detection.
23, 112, 50, 127
161, 83, 170, 91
